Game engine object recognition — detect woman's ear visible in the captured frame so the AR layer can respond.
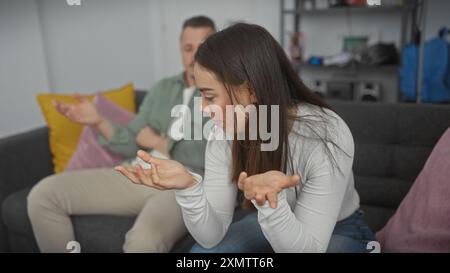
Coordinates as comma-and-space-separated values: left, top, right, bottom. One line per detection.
237, 82, 257, 105
245, 82, 258, 104
249, 89, 257, 104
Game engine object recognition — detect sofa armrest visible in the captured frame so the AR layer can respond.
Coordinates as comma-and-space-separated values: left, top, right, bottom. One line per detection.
0, 127, 54, 200
0, 127, 54, 252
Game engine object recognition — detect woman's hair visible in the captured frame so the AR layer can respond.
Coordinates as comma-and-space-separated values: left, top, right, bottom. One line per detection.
195, 23, 334, 209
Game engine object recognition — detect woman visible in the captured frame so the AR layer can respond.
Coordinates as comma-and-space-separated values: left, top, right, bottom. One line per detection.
116, 23, 375, 253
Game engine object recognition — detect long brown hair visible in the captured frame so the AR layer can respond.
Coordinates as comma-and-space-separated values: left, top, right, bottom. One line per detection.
195, 23, 332, 209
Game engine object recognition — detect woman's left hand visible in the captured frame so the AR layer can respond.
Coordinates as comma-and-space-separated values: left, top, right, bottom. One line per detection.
238, 171, 301, 209
115, 150, 195, 190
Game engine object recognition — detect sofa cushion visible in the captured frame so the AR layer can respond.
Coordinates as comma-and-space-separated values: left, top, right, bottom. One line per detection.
2, 188, 135, 252
65, 94, 136, 171
3, 100, 450, 252
376, 128, 450, 252
330, 101, 450, 233
2, 187, 253, 253
354, 175, 412, 209
359, 205, 395, 233
36, 84, 136, 173
2, 189, 35, 243
332, 102, 450, 178
353, 144, 432, 181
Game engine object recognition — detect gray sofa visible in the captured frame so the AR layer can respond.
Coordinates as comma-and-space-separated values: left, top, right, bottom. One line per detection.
1, 90, 450, 253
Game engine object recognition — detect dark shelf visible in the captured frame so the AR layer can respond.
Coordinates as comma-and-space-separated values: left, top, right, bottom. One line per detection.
283, 5, 409, 15
299, 64, 399, 74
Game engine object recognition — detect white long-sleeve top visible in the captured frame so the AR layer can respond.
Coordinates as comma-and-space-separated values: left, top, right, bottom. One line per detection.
175, 103, 360, 252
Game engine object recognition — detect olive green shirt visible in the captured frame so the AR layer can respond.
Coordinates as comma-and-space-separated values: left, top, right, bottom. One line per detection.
97, 73, 208, 173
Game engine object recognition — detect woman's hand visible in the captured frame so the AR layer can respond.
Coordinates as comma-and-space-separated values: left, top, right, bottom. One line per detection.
115, 150, 195, 190
238, 171, 301, 209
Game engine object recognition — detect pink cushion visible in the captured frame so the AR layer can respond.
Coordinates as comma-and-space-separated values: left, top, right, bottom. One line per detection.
64, 94, 136, 171
376, 128, 450, 252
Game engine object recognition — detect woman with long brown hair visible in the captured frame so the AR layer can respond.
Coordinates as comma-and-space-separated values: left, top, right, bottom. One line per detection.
116, 23, 375, 253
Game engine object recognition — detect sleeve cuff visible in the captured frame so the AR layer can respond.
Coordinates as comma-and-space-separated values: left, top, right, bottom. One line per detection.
165, 137, 177, 154
96, 120, 119, 146
96, 131, 109, 146
175, 171, 203, 197
251, 190, 288, 211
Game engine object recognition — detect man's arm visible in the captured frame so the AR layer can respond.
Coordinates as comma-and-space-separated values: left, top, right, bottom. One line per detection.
92, 116, 114, 141
97, 80, 165, 157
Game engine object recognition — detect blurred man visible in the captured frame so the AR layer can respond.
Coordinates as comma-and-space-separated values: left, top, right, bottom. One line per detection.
27, 16, 215, 253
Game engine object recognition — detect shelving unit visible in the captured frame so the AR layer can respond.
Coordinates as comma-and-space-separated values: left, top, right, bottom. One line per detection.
280, 0, 420, 103
300, 64, 400, 73
282, 4, 407, 15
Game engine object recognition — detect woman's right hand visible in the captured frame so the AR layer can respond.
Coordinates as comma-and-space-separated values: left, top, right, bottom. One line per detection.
115, 150, 196, 190
238, 171, 300, 209
53, 94, 103, 126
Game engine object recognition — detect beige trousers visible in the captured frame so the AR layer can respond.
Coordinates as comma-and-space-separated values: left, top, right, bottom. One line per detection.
27, 168, 186, 253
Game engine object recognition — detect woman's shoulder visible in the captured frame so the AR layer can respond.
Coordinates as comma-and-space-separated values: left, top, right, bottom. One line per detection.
291, 103, 354, 155
296, 102, 342, 126
205, 126, 232, 161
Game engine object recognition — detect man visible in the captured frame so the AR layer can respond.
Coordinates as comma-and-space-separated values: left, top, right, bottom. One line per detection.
27, 16, 215, 252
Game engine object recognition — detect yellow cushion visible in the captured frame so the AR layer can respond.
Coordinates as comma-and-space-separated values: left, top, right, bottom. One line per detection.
36, 83, 136, 173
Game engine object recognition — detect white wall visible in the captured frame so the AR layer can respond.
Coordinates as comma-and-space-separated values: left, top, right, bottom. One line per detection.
1, 0, 449, 137
0, 0, 279, 137
38, 0, 280, 92
38, 0, 157, 93
0, 0, 49, 138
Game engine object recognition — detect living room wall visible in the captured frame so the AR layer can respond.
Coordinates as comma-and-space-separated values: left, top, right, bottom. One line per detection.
1, 0, 449, 138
